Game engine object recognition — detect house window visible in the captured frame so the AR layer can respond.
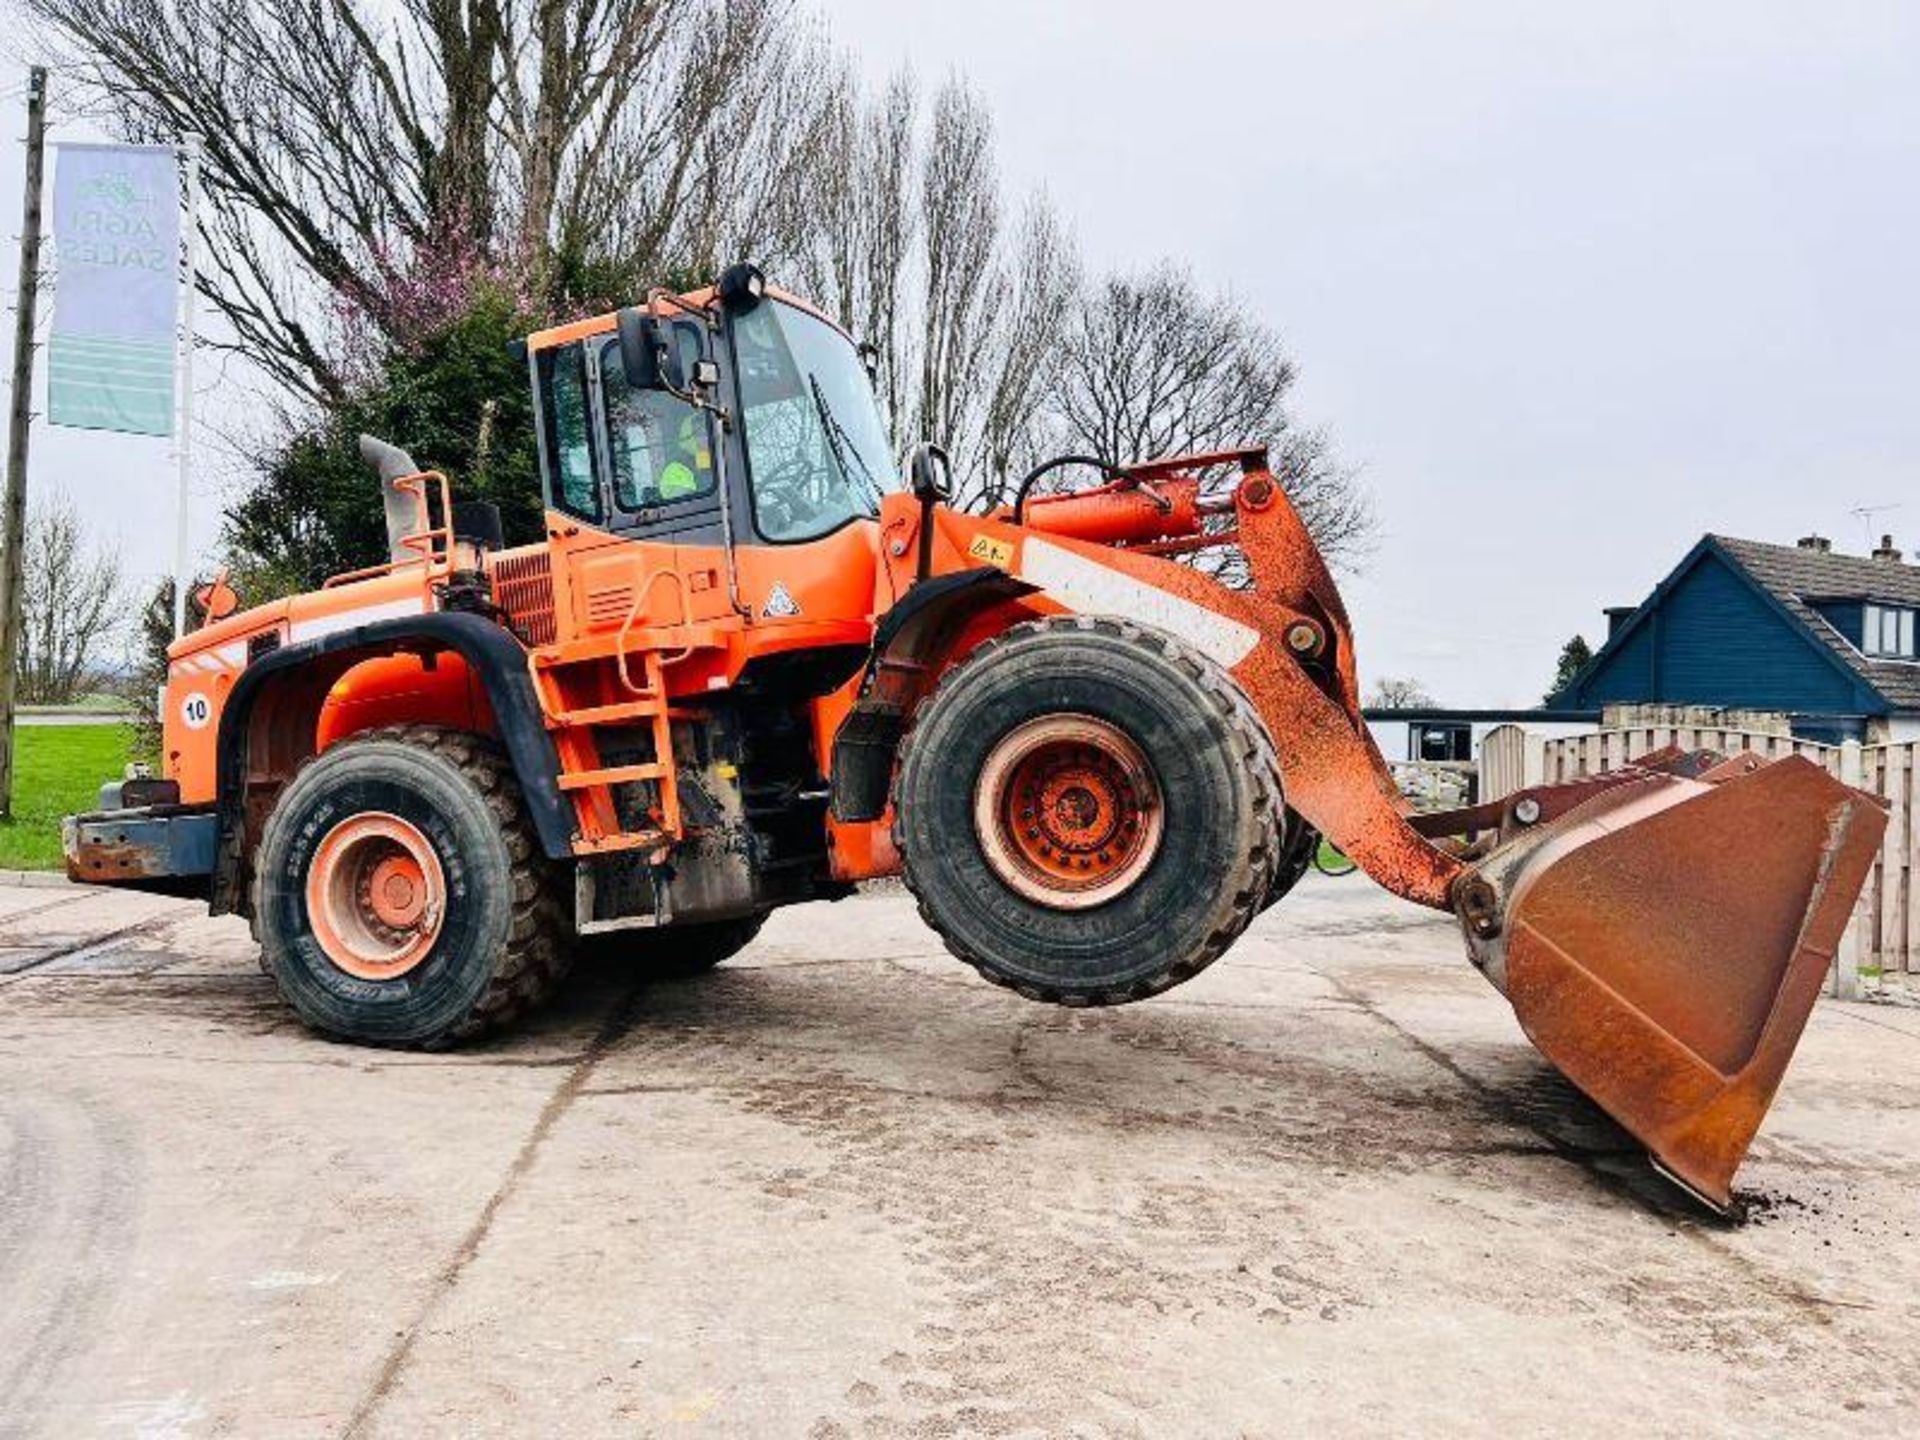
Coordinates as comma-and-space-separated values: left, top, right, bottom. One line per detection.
1411, 722, 1472, 762
1864, 604, 1918, 659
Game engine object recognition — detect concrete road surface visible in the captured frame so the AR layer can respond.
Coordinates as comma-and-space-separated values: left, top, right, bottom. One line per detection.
2, 874, 1917, 1438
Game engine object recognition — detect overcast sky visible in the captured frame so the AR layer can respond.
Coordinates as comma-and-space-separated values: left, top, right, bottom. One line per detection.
5, 2, 1918, 704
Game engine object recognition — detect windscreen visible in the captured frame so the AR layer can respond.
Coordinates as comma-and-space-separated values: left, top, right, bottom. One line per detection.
733, 299, 900, 542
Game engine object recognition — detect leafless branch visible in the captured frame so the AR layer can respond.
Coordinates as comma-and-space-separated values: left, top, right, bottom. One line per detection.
15, 498, 127, 705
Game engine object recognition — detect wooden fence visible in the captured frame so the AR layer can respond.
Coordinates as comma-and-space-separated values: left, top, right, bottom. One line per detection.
1480, 723, 1917, 990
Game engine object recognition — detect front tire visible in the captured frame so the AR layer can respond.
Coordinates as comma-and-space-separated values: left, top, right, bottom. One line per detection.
894, 616, 1280, 1005
252, 726, 568, 1047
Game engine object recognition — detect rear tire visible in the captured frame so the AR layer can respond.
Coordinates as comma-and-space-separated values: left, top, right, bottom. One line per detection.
253, 726, 569, 1048
894, 616, 1279, 1005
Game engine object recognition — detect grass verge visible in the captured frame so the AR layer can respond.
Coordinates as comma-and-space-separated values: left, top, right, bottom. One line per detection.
1314, 837, 1357, 874
0, 725, 132, 870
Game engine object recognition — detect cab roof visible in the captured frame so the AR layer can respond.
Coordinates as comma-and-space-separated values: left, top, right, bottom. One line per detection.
524, 284, 849, 354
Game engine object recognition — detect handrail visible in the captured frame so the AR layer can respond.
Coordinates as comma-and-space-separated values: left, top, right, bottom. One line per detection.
616, 567, 693, 693
322, 471, 454, 588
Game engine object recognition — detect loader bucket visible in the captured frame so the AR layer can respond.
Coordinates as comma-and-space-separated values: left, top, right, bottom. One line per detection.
1461, 756, 1887, 1210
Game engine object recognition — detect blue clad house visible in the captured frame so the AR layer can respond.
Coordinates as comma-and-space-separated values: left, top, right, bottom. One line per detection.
1550, 533, 1920, 745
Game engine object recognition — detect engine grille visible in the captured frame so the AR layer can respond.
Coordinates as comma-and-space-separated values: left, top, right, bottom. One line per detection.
585, 585, 635, 629
490, 549, 556, 646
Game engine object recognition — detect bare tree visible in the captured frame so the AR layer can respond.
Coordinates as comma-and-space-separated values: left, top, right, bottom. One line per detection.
972, 198, 1078, 510
1057, 265, 1269, 465
578, 1, 840, 289
794, 73, 1076, 509
1052, 263, 1373, 568
795, 92, 1369, 556
914, 81, 1002, 482
1267, 424, 1375, 573
1365, 676, 1437, 710
798, 67, 920, 438
14, 499, 127, 706
27, 0, 837, 397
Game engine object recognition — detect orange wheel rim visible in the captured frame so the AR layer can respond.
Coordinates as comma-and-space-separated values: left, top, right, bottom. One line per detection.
305, 812, 446, 980
973, 714, 1164, 909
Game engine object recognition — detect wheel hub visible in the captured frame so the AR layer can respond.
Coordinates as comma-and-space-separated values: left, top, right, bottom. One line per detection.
367, 855, 427, 928
306, 813, 446, 980
973, 714, 1164, 909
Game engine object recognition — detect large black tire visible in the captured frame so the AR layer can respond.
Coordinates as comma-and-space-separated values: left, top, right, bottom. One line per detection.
586, 913, 769, 977
1265, 811, 1319, 910
252, 726, 570, 1048
894, 616, 1281, 1005
1216, 668, 1311, 912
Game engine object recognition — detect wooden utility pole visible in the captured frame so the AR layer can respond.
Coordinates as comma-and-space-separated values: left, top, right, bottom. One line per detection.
0, 66, 48, 817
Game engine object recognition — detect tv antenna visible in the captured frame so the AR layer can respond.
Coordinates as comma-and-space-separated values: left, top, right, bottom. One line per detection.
1850, 503, 1902, 550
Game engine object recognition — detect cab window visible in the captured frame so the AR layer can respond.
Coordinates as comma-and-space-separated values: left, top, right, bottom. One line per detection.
734, 300, 899, 542
540, 341, 601, 522
599, 328, 717, 512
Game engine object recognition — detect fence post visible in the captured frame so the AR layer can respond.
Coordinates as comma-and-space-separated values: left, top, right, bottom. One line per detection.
1833, 739, 1866, 1001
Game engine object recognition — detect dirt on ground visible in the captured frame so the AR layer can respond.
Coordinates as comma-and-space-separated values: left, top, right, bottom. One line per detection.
1, 874, 1916, 1438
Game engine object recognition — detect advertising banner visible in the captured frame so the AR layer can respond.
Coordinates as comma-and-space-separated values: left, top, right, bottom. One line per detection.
49, 143, 180, 436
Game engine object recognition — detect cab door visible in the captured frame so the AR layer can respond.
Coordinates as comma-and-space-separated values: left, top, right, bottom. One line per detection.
591, 326, 737, 633
534, 327, 731, 645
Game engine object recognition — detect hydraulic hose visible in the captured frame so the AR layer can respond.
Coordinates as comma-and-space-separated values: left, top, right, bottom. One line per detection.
1009, 454, 1126, 523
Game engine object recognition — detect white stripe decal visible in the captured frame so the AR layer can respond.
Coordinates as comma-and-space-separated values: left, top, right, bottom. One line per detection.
287, 596, 427, 645
171, 641, 252, 675
1019, 539, 1260, 669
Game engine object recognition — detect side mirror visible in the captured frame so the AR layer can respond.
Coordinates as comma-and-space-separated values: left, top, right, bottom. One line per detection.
616, 307, 683, 391
908, 442, 952, 504
905, 443, 952, 582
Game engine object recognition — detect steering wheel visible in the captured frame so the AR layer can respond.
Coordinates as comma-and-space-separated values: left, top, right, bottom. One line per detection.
755, 456, 836, 536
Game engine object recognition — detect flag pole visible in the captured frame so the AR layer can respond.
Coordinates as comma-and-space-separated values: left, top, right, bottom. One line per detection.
170, 133, 199, 638
0, 66, 49, 818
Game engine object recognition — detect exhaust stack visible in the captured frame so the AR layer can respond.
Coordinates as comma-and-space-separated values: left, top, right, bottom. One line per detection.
358, 433, 423, 565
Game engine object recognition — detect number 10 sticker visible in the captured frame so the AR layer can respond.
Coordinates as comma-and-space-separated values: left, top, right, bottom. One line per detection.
180, 692, 213, 730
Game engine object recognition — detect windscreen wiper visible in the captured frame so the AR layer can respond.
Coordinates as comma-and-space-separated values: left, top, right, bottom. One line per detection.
809, 376, 886, 509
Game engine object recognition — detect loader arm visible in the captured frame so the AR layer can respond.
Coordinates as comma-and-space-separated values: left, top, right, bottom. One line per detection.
887, 448, 1887, 1208
898, 449, 1468, 909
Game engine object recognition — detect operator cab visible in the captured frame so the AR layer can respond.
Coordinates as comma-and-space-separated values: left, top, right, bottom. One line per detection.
526, 274, 900, 551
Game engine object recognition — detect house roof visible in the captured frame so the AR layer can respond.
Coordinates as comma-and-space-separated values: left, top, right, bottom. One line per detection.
1711, 535, 1920, 710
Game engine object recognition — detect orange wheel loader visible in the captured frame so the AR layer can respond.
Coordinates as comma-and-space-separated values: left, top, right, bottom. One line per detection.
64, 265, 1887, 1209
